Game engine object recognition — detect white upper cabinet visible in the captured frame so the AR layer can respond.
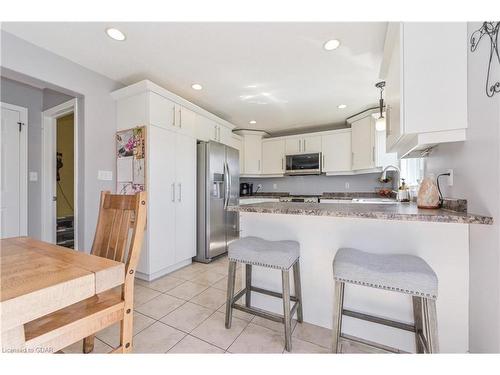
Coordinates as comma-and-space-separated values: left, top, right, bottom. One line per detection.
302, 135, 322, 153
351, 116, 375, 171
285, 135, 321, 154
262, 139, 285, 175
236, 130, 267, 176
176, 105, 196, 137
382, 22, 467, 157
321, 130, 352, 174
285, 138, 301, 154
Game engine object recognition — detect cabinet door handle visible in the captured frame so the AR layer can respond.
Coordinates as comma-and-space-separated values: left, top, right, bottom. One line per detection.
303, 139, 306, 151
322, 154, 325, 168
258, 159, 261, 171
214, 126, 217, 140
178, 183, 182, 202
282, 158, 284, 171
171, 183, 175, 202
372, 146, 375, 163
218, 126, 221, 141
172, 107, 176, 127
299, 139, 302, 152
179, 109, 182, 128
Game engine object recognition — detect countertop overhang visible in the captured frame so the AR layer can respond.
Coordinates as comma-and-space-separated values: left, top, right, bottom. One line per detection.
228, 201, 493, 225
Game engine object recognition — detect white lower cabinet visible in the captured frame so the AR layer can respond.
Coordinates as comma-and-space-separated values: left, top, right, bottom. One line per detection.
262, 139, 285, 175
144, 125, 196, 278
321, 130, 352, 174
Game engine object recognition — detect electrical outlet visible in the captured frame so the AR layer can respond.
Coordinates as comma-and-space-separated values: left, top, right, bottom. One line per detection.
345, 182, 350, 190
446, 169, 454, 186
273, 183, 278, 190
98, 170, 113, 181
29, 172, 38, 182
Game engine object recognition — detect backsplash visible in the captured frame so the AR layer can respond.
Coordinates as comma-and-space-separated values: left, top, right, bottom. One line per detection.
241, 172, 395, 195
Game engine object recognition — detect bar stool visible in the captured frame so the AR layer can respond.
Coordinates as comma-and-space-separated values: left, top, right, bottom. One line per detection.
225, 236, 303, 352
332, 248, 439, 354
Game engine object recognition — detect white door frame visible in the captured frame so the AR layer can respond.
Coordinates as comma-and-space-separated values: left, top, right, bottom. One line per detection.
1, 102, 28, 237
41, 99, 79, 249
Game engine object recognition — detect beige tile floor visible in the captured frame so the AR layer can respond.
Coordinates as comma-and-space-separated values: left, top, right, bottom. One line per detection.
63, 256, 335, 354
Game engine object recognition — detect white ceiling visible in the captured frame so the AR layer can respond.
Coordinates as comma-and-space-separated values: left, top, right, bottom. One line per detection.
2, 22, 387, 134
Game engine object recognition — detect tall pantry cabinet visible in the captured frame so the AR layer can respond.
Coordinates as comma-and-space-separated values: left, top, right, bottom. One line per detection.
112, 84, 197, 281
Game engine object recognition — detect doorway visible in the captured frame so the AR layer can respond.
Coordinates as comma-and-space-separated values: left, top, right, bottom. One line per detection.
0, 102, 28, 239
42, 99, 79, 249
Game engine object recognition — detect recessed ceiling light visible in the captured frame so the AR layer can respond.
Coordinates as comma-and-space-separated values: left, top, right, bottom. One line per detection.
191, 83, 203, 90
338, 104, 347, 109
105, 28, 126, 41
323, 39, 341, 51
249, 120, 257, 124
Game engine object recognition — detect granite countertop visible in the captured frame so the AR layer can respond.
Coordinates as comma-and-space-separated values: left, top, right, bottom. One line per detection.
228, 201, 493, 225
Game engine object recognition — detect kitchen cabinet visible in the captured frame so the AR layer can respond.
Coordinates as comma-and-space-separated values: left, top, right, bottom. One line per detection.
321, 129, 352, 174
351, 116, 375, 171
285, 135, 321, 154
146, 126, 196, 274
113, 81, 203, 280
382, 22, 467, 157
236, 130, 267, 176
262, 139, 285, 175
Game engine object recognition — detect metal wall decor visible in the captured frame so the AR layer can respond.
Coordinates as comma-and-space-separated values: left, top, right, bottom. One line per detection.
470, 22, 500, 97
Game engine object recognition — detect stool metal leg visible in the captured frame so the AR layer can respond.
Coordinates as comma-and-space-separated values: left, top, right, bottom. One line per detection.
331, 281, 345, 353
412, 296, 425, 353
423, 298, 439, 353
225, 260, 237, 329
282, 269, 292, 352
292, 261, 303, 323
245, 264, 252, 308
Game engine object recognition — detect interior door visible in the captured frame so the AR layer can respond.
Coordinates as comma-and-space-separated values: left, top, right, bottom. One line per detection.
174, 133, 197, 262
225, 146, 240, 247
208, 141, 227, 258
1, 105, 25, 238
147, 126, 176, 273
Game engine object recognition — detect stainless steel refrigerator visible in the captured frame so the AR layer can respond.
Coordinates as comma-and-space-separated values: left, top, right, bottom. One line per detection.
195, 141, 239, 263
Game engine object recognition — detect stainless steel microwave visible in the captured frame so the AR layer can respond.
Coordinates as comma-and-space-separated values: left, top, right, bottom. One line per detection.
285, 153, 322, 175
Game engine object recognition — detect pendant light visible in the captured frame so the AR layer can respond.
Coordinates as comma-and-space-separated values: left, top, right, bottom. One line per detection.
375, 81, 386, 131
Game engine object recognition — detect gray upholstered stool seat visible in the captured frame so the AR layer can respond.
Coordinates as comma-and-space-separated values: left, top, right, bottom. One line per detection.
225, 236, 303, 352
228, 236, 300, 270
331, 247, 439, 354
333, 248, 438, 299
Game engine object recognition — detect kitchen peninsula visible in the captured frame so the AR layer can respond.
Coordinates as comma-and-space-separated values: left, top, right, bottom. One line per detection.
228, 200, 492, 353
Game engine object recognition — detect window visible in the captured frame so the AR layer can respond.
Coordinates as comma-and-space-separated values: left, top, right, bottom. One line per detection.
400, 158, 425, 187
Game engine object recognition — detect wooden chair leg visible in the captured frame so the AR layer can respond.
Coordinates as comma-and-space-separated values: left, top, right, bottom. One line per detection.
331, 281, 344, 353
83, 335, 95, 353
292, 261, 303, 323
245, 264, 252, 308
120, 310, 133, 353
225, 261, 237, 329
282, 269, 292, 352
412, 296, 425, 353
423, 298, 439, 353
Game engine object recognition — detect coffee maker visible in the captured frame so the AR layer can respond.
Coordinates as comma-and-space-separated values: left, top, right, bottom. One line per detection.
240, 182, 253, 196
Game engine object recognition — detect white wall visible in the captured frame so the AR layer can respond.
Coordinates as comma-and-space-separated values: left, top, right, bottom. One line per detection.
425, 22, 500, 352
1, 31, 123, 251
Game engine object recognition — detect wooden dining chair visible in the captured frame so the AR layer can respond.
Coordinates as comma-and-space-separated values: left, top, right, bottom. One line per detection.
23, 191, 147, 354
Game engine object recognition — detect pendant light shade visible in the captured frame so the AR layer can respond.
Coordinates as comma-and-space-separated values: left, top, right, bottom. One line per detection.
375, 116, 386, 131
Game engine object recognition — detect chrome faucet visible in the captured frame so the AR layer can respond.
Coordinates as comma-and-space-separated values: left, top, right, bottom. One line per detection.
380, 165, 401, 191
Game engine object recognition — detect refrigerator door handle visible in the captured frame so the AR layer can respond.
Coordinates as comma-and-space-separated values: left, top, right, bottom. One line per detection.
178, 183, 182, 202
223, 162, 230, 209
171, 182, 176, 202
226, 162, 232, 206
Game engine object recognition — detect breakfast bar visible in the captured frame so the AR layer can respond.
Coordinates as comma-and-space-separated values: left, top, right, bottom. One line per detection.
228, 201, 492, 353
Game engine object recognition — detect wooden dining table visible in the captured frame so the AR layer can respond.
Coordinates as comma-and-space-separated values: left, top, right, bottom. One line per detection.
1, 237, 124, 352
